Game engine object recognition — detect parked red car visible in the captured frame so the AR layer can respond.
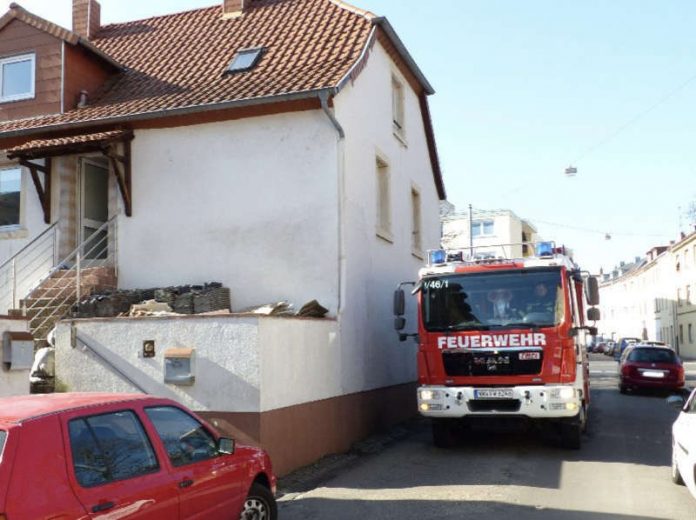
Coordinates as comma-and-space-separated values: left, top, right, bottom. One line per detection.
619, 345, 685, 393
0, 393, 277, 519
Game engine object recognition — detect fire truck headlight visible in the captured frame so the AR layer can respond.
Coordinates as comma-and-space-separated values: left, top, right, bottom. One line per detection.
566, 402, 578, 411
420, 403, 443, 412
550, 387, 576, 400
419, 390, 441, 401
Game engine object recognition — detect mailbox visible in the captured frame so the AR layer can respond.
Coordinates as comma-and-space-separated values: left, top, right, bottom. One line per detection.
163, 347, 195, 385
3, 331, 34, 371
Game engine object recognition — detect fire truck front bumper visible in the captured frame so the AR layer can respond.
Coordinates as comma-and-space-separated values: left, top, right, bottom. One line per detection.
417, 385, 583, 419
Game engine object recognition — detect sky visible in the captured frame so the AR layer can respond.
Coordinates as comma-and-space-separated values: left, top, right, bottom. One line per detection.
5, 0, 696, 274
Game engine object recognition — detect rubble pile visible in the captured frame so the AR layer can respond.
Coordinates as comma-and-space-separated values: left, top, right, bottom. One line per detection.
72, 283, 231, 318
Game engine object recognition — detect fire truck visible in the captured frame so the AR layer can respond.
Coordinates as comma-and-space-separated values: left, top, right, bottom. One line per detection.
394, 242, 600, 449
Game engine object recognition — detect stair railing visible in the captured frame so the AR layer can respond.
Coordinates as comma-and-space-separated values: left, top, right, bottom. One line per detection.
0, 222, 59, 315
24, 215, 119, 341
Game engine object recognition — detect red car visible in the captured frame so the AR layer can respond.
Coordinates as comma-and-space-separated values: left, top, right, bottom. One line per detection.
0, 393, 277, 519
619, 345, 685, 393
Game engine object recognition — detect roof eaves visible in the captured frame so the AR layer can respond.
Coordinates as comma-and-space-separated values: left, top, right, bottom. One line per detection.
0, 87, 335, 140
371, 17, 435, 96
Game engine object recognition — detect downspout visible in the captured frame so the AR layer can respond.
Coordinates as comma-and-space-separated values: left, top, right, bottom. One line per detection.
319, 91, 346, 317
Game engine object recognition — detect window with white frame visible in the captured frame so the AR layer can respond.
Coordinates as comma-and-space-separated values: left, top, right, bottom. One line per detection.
376, 157, 391, 240
411, 187, 422, 254
687, 285, 692, 305
0, 167, 21, 228
471, 219, 494, 237
0, 53, 35, 102
391, 75, 405, 137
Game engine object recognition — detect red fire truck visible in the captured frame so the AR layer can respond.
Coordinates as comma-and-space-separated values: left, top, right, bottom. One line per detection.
394, 242, 600, 449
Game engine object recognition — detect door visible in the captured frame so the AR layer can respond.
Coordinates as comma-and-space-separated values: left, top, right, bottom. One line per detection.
143, 405, 246, 519
62, 407, 180, 519
79, 157, 109, 260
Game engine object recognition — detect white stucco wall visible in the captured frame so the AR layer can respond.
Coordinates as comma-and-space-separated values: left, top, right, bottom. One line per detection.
332, 41, 442, 394
55, 315, 338, 413
0, 316, 30, 396
117, 111, 340, 315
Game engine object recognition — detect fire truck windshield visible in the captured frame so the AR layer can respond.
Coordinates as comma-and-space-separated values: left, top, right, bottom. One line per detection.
421, 268, 564, 331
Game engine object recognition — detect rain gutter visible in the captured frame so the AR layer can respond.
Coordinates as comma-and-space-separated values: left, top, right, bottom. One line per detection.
0, 88, 335, 140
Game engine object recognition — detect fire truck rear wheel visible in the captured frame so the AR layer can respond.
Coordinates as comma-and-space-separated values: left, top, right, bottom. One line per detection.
432, 419, 457, 448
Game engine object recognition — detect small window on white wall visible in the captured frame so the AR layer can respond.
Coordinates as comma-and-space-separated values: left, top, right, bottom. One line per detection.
391, 75, 405, 137
472, 219, 494, 237
0, 167, 21, 229
411, 187, 422, 255
0, 53, 35, 103
376, 157, 392, 242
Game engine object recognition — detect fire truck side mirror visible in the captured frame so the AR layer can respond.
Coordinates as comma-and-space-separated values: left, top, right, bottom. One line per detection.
587, 307, 601, 321
394, 289, 405, 316
586, 276, 600, 306
394, 316, 406, 331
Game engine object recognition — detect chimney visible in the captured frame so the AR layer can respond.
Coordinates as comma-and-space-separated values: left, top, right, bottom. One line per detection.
222, 0, 248, 17
73, 0, 101, 39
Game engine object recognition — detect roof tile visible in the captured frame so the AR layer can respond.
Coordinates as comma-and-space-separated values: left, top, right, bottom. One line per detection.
0, 0, 374, 134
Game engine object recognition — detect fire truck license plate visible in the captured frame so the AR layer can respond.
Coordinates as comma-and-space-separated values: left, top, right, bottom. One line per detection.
474, 388, 514, 399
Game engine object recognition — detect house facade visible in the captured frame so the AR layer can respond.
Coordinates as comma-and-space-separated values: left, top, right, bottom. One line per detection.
0, 0, 445, 474
441, 207, 539, 259
599, 237, 696, 360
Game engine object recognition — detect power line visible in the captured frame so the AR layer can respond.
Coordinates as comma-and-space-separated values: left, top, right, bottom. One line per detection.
571, 70, 696, 165
529, 217, 671, 239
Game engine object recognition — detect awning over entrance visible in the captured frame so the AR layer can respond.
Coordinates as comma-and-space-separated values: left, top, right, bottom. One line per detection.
7, 130, 134, 222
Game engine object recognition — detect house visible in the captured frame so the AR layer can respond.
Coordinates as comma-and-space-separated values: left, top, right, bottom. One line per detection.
0, 0, 445, 474
442, 207, 539, 259
598, 235, 696, 360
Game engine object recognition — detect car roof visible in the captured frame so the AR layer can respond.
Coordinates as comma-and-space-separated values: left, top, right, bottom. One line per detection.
0, 393, 155, 424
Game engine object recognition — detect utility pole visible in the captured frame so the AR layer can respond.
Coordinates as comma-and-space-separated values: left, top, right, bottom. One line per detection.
468, 204, 473, 258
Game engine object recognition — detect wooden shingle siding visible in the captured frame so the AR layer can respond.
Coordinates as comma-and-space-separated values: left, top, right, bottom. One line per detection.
0, 19, 62, 121
64, 45, 113, 112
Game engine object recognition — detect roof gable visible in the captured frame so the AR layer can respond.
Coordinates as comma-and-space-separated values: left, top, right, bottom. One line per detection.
0, 2, 122, 69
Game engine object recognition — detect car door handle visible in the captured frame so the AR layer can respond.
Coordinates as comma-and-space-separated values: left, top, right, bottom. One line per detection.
92, 501, 115, 513
179, 478, 194, 489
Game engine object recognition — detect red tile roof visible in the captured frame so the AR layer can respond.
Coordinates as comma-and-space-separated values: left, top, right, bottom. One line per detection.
0, 0, 378, 135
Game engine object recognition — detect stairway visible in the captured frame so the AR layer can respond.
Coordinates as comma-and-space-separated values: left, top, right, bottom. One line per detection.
21, 266, 117, 348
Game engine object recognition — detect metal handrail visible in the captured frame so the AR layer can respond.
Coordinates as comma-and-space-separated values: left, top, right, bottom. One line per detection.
0, 222, 59, 313
33, 215, 119, 287
0, 221, 59, 273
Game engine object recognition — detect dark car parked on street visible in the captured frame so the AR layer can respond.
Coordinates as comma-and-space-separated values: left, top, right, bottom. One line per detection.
619, 345, 685, 394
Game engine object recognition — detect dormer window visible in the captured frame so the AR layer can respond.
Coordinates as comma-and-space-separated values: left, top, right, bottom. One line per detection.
226, 48, 263, 74
0, 53, 35, 102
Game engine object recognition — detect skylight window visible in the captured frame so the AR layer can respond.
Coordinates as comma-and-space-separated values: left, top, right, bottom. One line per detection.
226, 48, 264, 74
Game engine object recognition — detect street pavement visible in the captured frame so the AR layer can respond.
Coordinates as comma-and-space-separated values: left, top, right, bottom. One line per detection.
278, 354, 696, 519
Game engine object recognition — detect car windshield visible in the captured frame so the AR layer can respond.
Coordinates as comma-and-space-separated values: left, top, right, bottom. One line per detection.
627, 348, 677, 363
0, 430, 5, 458
421, 267, 564, 331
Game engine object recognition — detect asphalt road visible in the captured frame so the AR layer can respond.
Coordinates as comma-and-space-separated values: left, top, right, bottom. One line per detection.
278, 354, 696, 519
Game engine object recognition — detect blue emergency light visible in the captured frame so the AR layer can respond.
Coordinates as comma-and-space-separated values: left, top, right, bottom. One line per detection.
428, 249, 447, 265
535, 242, 554, 257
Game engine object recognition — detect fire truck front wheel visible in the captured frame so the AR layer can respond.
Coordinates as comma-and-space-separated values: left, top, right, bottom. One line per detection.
432, 418, 459, 448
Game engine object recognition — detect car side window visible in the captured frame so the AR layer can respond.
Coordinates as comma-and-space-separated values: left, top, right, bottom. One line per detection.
69, 410, 159, 488
145, 406, 219, 467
